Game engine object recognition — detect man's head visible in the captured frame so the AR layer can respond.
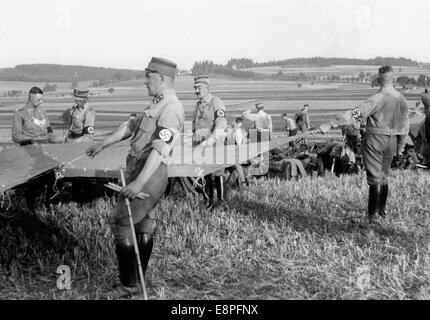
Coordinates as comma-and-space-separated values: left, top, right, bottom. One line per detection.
233, 117, 243, 128
194, 75, 210, 100
28, 87, 44, 108
377, 65, 394, 87
281, 112, 288, 120
255, 102, 265, 111
73, 88, 89, 107
144, 57, 177, 97
302, 104, 309, 111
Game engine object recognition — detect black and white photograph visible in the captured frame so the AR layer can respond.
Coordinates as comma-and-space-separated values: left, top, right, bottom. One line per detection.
0, 0, 429, 305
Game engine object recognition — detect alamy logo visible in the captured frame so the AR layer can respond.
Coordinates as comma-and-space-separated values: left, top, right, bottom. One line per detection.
56, 265, 71, 290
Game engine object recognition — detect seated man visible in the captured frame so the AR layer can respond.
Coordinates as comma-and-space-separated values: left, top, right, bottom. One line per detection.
12, 86, 62, 145
63, 88, 96, 143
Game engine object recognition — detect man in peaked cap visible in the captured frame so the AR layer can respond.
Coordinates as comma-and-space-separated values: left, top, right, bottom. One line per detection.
319, 66, 409, 225
192, 74, 228, 206
63, 87, 96, 143
87, 57, 184, 298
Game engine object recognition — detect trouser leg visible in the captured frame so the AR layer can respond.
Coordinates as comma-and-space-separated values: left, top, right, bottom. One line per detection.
215, 175, 224, 201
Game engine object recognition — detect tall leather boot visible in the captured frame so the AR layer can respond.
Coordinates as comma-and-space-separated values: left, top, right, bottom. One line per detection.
205, 175, 215, 208
368, 184, 382, 224
102, 240, 140, 299
137, 233, 154, 281
215, 176, 224, 201
379, 184, 388, 218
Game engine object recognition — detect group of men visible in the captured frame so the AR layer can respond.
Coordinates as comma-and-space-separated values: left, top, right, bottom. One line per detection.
8, 59, 430, 298
12, 86, 96, 145
281, 104, 312, 137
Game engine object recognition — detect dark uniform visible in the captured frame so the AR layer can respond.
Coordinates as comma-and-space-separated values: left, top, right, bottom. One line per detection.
320, 66, 409, 223
192, 75, 227, 204
12, 102, 59, 145
418, 88, 430, 164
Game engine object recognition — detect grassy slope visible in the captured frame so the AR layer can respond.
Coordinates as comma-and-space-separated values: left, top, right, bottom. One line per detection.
1, 170, 429, 300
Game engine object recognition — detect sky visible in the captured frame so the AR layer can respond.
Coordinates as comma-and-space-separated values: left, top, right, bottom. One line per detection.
0, 0, 429, 70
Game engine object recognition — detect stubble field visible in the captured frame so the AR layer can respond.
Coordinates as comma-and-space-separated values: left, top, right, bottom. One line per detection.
0, 76, 429, 300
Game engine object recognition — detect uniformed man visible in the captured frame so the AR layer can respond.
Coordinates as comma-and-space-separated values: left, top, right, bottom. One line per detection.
319, 66, 409, 224
417, 84, 430, 165
12, 87, 63, 145
242, 101, 273, 141
64, 88, 96, 143
192, 75, 227, 204
297, 104, 311, 131
281, 112, 298, 137
86, 57, 184, 298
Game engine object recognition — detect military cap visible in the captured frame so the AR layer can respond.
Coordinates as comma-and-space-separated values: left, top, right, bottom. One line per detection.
255, 101, 265, 109
145, 57, 177, 78
193, 75, 210, 87
73, 88, 89, 98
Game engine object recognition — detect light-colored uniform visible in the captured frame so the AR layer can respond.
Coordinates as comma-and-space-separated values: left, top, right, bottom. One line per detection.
192, 93, 227, 145
321, 85, 409, 185
110, 89, 184, 239
12, 102, 58, 144
66, 103, 96, 140
243, 110, 273, 133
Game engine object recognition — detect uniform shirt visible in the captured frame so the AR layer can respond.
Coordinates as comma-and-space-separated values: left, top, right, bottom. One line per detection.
192, 94, 226, 131
243, 110, 273, 133
67, 103, 96, 138
285, 117, 297, 131
12, 102, 54, 143
192, 93, 227, 143
325, 85, 410, 136
127, 89, 184, 164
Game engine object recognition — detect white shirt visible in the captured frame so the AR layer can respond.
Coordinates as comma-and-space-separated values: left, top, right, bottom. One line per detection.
242, 110, 273, 133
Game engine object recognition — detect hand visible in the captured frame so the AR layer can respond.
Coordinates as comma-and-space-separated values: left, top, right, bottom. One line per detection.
120, 179, 144, 200
86, 143, 104, 158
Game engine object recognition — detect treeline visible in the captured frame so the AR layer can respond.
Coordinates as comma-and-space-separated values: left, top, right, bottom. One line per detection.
0, 64, 146, 82
227, 57, 420, 69
191, 60, 259, 79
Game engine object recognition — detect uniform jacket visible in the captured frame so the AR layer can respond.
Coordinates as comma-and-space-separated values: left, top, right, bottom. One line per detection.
127, 89, 184, 167
66, 103, 96, 138
12, 102, 55, 144
333, 85, 410, 136
243, 110, 273, 133
192, 94, 227, 143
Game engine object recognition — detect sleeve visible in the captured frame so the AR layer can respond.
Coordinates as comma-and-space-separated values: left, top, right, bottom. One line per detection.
192, 105, 198, 133
151, 103, 183, 158
213, 97, 227, 131
242, 112, 258, 122
325, 94, 380, 131
305, 113, 311, 128
127, 115, 142, 135
83, 108, 96, 135
11, 111, 29, 143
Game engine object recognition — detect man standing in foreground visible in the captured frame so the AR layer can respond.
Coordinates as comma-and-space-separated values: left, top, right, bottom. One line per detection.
86, 57, 184, 298
319, 66, 409, 224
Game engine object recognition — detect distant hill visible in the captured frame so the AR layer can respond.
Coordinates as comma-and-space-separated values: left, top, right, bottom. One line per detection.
227, 57, 420, 69
0, 64, 145, 83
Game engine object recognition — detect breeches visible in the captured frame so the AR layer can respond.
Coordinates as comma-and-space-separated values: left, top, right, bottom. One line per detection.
110, 163, 168, 241
362, 133, 397, 185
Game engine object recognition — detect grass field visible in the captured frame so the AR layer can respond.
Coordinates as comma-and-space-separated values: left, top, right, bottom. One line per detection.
0, 170, 429, 300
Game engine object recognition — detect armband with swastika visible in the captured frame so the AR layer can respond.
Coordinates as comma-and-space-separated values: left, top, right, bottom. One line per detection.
352, 108, 361, 119
155, 127, 173, 143
215, 109, 225, 118
83, 126, 95, 135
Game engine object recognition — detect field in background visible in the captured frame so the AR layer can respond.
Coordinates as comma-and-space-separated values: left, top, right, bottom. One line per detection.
0, 75, 425, 143
0, 170, 429, 299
